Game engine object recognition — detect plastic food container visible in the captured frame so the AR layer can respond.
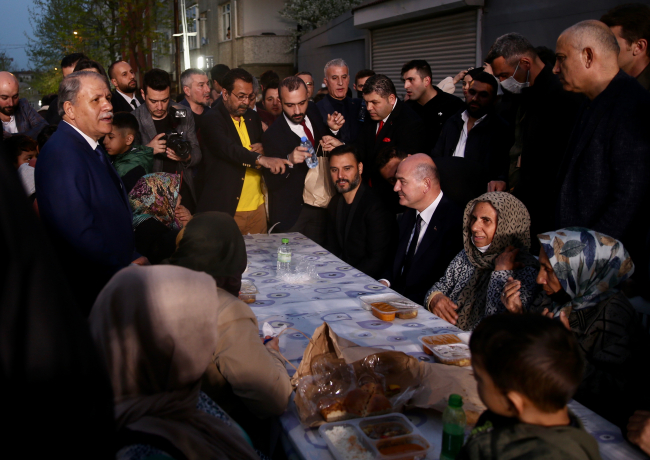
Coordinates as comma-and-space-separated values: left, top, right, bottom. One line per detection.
319, 413, 431, 460
239, 279, 259, 303
419, 336, 471, 367
371, 302, 399, 321
358, 293, 404, 311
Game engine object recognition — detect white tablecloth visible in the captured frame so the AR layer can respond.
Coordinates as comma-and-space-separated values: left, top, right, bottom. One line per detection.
243, 233, 646, 460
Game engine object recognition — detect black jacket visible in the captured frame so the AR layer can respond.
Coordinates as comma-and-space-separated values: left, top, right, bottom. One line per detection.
432, 110, 513, 184
357, 99, 426, 212
556, 70, 650, 270
324, 182, 397, 279
110, 90, 144, 113
262, 104, 330, 231
405, 87, 466, 153
383, 194, 463, 305
512, 64, 584, 240
316, 95, 363, 144
196, 102, 264, 215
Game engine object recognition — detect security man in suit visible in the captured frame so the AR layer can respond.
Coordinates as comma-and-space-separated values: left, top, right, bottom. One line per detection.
35, 70, 146, 314
108, 60, 144, 113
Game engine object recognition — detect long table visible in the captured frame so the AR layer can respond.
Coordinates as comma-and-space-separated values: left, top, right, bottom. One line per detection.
243, 233, 646, 460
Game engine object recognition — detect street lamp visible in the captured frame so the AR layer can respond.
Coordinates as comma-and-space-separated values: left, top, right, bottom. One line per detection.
73, 31, 78, 35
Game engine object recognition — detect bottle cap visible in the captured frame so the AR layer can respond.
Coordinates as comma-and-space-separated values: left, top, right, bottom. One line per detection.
281, 238, 289, 244
300, 136, 307, 142
448, 394, 463, 408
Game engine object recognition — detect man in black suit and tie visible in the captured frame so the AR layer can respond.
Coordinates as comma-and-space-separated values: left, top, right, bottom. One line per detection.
108, 60, 143, 113
380, 154, 463, 305
262, 76, 344, 243
197, 68, 290, 234
357, 74, 426, 213
324, 145, 397, 279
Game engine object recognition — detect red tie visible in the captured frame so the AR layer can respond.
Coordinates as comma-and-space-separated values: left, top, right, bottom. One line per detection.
300, 120, 316, 146
376, 120, 384, 139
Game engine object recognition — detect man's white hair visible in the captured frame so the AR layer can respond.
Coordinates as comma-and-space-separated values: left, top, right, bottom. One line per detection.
58, 71, 109, 117
324, 58, 349, 77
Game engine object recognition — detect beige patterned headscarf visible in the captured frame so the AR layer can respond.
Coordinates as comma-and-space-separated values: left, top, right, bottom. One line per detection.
455, 192, 539, 330
90, 265, 259, 460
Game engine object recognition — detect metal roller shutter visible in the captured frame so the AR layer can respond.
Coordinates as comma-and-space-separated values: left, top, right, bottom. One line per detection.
372, 10, 478, 98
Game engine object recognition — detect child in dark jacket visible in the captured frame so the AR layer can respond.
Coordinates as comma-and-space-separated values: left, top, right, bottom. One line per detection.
457, 314, 602, 460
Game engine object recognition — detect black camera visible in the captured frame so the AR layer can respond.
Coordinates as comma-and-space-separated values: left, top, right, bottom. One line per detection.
162, 107, 192, 160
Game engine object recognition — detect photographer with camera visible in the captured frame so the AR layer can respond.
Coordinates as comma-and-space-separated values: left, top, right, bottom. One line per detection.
133, 69, 201, 213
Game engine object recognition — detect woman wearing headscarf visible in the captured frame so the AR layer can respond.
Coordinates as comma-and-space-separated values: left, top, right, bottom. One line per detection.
90, 265, 263, 460
502, 228, 650, 431
129, 172, 191, 264
163, 212, 292, 423
425, 192, 539, 331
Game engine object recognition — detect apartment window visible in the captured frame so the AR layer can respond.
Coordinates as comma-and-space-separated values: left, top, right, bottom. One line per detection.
187, 4, 198, 50
205, 56, 214, 70
222, 3, 231, 41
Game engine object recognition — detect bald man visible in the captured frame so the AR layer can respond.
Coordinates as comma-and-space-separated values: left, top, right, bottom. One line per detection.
379, 154, 463, 305
0, 71, 48, 139
554, 20, 650, 288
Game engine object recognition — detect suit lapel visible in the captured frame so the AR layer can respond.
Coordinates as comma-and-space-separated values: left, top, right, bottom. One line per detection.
412, 196, 446, 265
394, 209, 415, 275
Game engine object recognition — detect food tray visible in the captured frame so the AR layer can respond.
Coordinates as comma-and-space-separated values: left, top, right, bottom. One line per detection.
319, 413, 431, 460
419, 335, 471, 367
239, 279, 259, 303
358, 293, 404, 311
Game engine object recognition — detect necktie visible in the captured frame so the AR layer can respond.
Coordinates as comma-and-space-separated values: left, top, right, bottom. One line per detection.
300, 119, 315, 146
401, 214, 423, 277
376, 120, 384, 139
95, 145, 107, 166
130, 99, 138, 110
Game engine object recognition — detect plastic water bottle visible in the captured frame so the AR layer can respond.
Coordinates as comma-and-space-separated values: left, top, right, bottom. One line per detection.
277, 238, 292, 276
358, 99, 367, 122
301, 137, 318, 169
440, 394, 466, 460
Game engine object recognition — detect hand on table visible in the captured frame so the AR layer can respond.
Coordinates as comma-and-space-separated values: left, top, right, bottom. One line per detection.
327, 111, 345, 131
262, 335, 280, 352
501, 276, 523, 313
495, 245, 522, 271
379, 280, 389, 287
541, 308, 570, 330
628, 410, 650, 455
430, 293, 459, 325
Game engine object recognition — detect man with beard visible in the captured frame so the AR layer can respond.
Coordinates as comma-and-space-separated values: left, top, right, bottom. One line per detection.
179, 68, 212, 135
108, 60, 143, 113
0, 71, 48, 139
323, 145, 396, 279
262, 75, 343, 243
35, 71, 146, 314
432, 71, 512, 203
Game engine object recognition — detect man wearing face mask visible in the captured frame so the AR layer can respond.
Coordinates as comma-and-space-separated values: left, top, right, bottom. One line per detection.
432, 71, 512, 201
486, 33, 583, 251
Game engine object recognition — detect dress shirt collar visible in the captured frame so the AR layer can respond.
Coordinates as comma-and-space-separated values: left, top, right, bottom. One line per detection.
416, 190, 443, 225
461, 110, 487, 126
116, 89, 139, 105
382, 99, 399, 124
64, 121, 99, 150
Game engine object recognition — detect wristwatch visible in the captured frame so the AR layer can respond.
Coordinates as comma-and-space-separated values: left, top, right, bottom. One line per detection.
255, 154, 262, 169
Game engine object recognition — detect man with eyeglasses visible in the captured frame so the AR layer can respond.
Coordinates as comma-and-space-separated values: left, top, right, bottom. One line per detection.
197, 68, 291, 234
296, 71, 315, 100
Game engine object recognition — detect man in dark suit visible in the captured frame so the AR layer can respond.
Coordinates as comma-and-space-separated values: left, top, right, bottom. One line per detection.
401, 60, 465, 153
262, 76, 343, 243
432, 71, 512, 196
45, 52, 87, 125
197, 68, 290, 234
554, 20, 650, 284
35, 71, 145, 314
108, 60, 143, 113
357, 74, 426, 214
210, 63, 230, 108
324, 145, 396, 279
380, 154, 463, 306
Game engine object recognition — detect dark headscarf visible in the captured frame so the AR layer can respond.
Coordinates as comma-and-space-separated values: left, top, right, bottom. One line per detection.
455, 192, 539, 330
0, 148, 115, 456
164, 212, 247, 296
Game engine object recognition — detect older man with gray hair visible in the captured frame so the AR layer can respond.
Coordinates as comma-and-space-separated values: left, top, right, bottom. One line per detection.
35, 70, 145, 315
379, 153, 463, 305
554, 19, 650, 289
316, 58, 359, 143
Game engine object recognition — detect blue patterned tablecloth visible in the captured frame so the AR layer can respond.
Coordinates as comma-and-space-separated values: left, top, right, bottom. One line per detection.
243, 233, 646, 460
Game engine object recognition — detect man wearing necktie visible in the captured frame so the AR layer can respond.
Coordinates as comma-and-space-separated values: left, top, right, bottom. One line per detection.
379, 154, 463, 305
35, 71, 146, 315
262, 76, 344, 244
108, 60, 144, 113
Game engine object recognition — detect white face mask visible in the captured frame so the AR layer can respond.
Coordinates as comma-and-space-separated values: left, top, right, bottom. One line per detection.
500, 61, 529, 94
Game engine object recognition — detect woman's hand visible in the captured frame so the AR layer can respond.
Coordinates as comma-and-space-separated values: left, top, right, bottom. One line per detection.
261, 335, 280, 352
430, 293, 459, 325
628, 410, 650, 455
495, 245, 522, 271
453, 68, 471, 84
541, 308, 570, 330
501, 276, 523, 313
175, 204, 192, 226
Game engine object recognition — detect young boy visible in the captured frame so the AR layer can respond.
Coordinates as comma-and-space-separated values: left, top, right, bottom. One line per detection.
5, 134, 38, 199
103, 111, 153, 192
458, 314, 602, 459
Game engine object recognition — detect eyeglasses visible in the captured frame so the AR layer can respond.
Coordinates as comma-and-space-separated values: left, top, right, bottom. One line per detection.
304, 82, 314, 87
230, 92, 256, 102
